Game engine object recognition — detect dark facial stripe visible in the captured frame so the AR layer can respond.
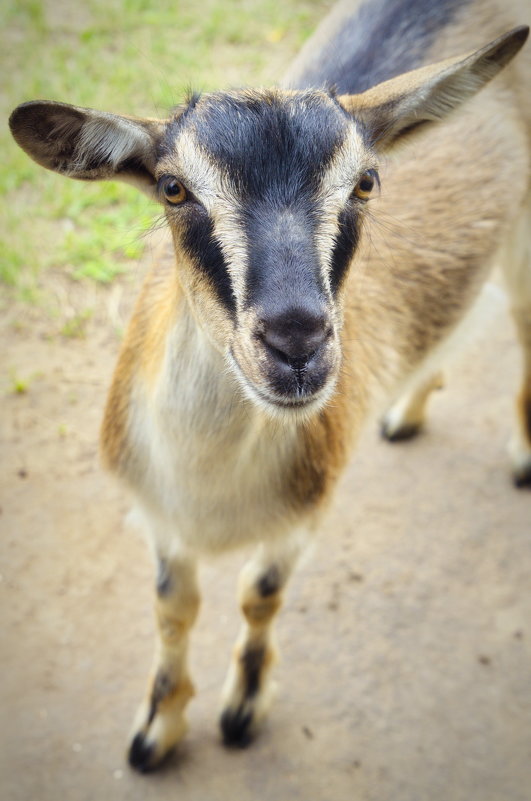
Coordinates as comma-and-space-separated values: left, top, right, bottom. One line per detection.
180, 209, 236, 315
191, 90, 349, 203
329, 206, 361, 293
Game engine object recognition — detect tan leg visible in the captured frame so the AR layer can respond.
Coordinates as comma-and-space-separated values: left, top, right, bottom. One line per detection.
220, 537, 303, 746
381, 370, 444, 441
508, 305, 531, 486
501, 199, 531, 487
128, 552, 200, 772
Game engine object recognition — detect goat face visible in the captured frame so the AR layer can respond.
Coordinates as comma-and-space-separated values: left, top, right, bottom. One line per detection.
156, 89, 376, 415
11, 28, 528, 418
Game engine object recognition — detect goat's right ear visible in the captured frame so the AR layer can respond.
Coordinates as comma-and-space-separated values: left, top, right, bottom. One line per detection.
9, 100, 167, 196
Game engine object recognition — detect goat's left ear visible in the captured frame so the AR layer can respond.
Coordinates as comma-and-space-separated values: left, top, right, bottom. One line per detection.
9, 100, 167, 195
339, 26, 529, 151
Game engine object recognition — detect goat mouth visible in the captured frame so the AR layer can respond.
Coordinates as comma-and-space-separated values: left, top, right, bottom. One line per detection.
248, 382, 335, 419
253, 385, 322, 409
228, 348, 335, 414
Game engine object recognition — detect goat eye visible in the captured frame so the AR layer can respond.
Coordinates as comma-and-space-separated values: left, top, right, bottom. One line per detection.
162, 178, 187, 205
353, 170, 377, 201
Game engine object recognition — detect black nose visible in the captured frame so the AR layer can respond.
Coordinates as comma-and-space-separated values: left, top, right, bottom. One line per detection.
261, 307, 330, 368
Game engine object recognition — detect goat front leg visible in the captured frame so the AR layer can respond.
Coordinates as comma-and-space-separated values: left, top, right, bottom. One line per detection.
128, 550, 200, 772
220, 536, 304, 747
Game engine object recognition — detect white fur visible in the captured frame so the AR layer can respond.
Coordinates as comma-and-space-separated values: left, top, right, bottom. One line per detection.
75, 112, 151, 171
124, 302, 308, 556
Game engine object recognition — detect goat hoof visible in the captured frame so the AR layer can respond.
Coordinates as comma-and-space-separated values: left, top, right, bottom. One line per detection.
128, 733, 159, 773
220, 707, 254, 748
127, 715, 184, 773
380, 419, 421, 442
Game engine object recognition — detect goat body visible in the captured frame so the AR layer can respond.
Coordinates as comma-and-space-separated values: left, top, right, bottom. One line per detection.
9, 0, 531, 772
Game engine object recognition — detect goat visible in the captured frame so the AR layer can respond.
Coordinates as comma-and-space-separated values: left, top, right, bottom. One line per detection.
9, 0, 530, 774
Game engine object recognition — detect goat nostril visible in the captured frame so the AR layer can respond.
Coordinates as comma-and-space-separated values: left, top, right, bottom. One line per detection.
289, 355, 312, 371
261, 329, 330, 369
264, 342, 315, 372
258, 309, 331, 367
264, 341, 293, 366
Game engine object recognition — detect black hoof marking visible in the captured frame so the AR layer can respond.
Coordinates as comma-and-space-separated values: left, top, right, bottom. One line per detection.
380, 421, 421, 442
128, 733, 156, 773
220, 708, 254, 748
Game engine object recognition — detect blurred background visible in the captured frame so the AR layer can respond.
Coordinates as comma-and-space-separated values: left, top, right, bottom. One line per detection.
2, 0, 328, 300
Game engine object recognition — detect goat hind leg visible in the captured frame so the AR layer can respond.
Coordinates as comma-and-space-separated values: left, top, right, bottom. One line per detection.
508, 306, 531, 486
501, 200, 531, 487
381, 370, 444, 442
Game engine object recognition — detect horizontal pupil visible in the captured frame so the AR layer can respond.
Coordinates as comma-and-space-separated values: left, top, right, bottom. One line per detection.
166, 183, 182, 195
359, 178, 373, 192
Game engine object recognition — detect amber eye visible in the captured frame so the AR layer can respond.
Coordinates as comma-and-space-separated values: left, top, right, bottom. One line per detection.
162, 178, 187, 205
353, 170, 377, 201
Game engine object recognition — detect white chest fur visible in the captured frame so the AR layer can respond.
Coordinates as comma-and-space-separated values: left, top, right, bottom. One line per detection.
126, 312, 301, 554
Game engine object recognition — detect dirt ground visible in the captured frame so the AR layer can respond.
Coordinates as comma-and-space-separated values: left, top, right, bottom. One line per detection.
1, 257, 530, 801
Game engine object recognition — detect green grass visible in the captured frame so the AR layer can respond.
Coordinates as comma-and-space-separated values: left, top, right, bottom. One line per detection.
2, 0, 329, 298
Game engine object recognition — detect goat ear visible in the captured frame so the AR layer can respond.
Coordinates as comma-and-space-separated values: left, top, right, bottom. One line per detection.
339, 26, 529, 151
9, 100, 167, 195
